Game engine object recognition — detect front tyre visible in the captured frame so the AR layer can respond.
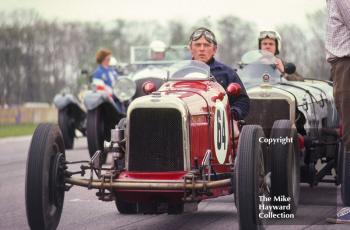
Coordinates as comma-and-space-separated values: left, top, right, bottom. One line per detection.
25, 123, 66, 230
115, 196, 138, 214
236, 125, 267, 230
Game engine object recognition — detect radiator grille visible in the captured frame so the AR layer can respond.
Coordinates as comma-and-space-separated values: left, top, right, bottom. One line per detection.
128, 108, 184, 171
245, 99, 290, 137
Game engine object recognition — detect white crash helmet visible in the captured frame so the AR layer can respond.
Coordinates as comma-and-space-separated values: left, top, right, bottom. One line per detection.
258, 30, 282, 55
149, 40, 167, 52
109, 56, 118, 67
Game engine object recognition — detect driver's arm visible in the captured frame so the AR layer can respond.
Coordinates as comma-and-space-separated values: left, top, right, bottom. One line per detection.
275, 58, 285, 73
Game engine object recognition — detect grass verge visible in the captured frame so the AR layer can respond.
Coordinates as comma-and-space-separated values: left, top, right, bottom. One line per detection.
0, 123, 37, 138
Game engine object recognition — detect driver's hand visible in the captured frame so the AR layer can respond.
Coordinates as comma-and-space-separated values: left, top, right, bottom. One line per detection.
275, 58, 285, 73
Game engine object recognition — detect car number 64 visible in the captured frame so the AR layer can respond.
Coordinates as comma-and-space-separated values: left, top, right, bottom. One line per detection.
214, 101, 229, 164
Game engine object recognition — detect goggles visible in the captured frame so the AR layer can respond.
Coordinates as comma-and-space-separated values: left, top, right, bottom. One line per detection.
190, 29, 217, 45
259, 31, 278, 40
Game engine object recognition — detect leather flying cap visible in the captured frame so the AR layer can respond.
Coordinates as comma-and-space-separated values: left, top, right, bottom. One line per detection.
189, 27, 217, 45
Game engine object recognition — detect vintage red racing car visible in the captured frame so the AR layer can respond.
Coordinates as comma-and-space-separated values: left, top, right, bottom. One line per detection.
26, 60, 296, 230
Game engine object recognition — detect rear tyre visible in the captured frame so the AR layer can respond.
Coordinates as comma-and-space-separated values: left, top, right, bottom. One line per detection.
236, 125, 267, 230
341, 150, 350, 205
270, 120, 300, 215
25, 123, 66, 230
58, 109, 75, 149
87, 108, 105, 158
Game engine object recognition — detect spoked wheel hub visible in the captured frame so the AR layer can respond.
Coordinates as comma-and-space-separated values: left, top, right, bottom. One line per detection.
50, 152, 66, 209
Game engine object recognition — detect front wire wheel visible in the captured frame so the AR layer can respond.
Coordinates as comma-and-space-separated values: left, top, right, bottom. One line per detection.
25, 123, 66, 230
236, 125, 269, 230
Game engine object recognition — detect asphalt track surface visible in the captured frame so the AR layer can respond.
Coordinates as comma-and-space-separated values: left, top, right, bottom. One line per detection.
0, 136, 349, 230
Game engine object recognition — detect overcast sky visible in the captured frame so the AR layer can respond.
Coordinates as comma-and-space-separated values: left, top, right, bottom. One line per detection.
0, 0, 325, 29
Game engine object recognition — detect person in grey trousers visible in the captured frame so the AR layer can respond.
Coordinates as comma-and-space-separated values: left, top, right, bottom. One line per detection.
325, 0, 350, 224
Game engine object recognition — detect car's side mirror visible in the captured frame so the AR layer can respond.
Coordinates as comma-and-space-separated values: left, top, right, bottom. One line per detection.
284, 63, 296, 75
142, 81, 157, 95
226, 83, 241, 97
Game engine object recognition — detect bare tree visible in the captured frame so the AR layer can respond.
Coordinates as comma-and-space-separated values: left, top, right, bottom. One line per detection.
168, 20, 187, 45
306, 8, 330, 80
217, 16, 256, 67
2, 8, 329, 105
274, 9, 329, 80
276, 24, 309, 77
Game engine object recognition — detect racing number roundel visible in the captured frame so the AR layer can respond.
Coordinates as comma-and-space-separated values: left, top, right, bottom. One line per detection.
214, 101, 229, 164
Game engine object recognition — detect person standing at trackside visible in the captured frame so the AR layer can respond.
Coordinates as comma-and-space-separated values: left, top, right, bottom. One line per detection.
325, 0, 350, 225
92, 48, 124, 112
188, 27, 250, 120
92, 48, 118, 95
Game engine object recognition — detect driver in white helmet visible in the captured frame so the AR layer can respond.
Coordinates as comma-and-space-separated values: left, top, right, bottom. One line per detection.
258, 30, 285, 73
149, 40, 167, 61
109, 56, 118, 69
258, 30, 303, 81
109, 56, 124, 75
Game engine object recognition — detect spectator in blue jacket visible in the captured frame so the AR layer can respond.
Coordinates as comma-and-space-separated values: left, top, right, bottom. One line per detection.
92, 48, 124, 113
188, 27, 250, 120
93, 48, 118, 94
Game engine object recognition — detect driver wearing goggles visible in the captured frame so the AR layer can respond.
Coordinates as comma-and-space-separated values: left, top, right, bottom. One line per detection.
258, 30, 303, 81
189, 27, 250, 120
258, 30, 285, 73
190, 28, 218, 46
259, 31, 282, 55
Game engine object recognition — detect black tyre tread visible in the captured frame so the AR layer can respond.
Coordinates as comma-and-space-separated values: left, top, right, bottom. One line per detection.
115, 199, 137, 214
58, 109, 74, 149
270, 119, 300, 214
342, 151, 350, 205
87, 109, 104, 158
26, 124, 51, 229
25, 123, 65, 230
236, 125, 265, 230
